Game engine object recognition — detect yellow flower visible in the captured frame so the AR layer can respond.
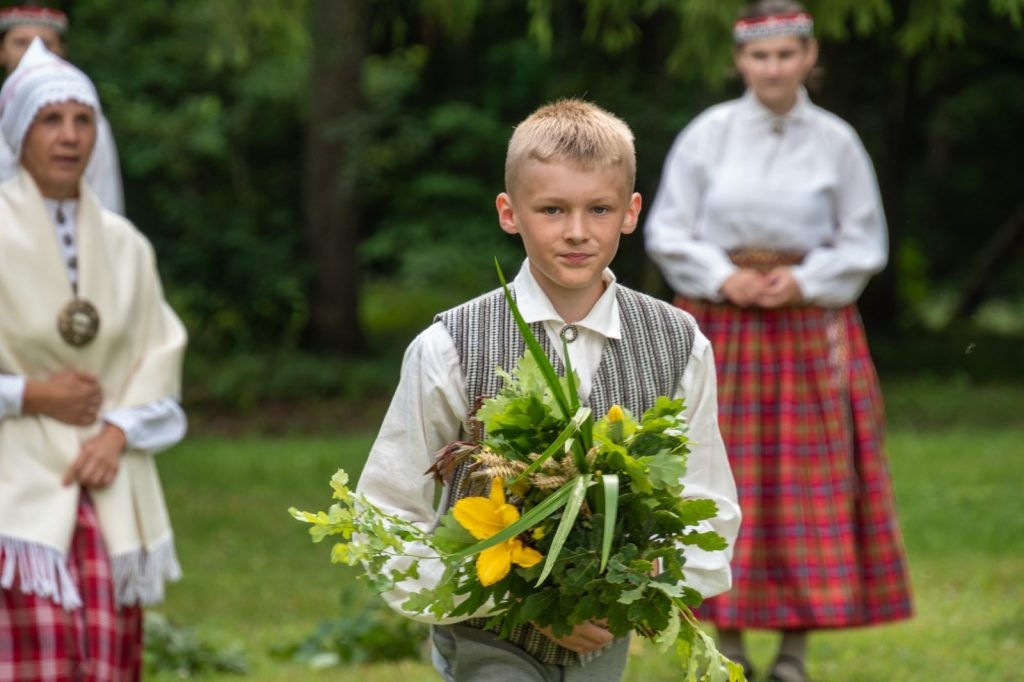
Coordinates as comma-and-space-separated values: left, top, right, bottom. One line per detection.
606, 404, 625, 444
453, 478, 543, 586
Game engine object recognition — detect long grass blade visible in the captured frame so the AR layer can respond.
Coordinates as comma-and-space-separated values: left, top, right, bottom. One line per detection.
560, 337, 593, 468
535, 475, 590, 586
597, 474, 619, 573
495, 260, 572, 419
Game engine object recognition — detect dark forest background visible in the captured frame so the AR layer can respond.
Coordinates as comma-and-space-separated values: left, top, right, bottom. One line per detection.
40, 0, 1024, 414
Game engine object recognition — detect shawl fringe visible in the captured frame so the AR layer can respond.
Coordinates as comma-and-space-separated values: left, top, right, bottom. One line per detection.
0, 534, 82, 610
111, 535, 182, 607
1, 532, 182, 610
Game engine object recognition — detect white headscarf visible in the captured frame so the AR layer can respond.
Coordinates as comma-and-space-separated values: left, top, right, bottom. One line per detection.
0, 36, 99, 159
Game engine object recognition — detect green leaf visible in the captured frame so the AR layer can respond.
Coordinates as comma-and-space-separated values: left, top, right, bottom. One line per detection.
519, 588, 559, 623
432, 513, 478, 553
675, 498, 720, 526
536, 475, 591, 585
644, 452, 688, 493
680, 530, 729, 552
511, 406, 592, 485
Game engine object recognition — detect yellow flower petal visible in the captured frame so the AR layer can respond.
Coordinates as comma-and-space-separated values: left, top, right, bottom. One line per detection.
477, 543, 513, 586
488, 478, 506, 506
509, 538, 543, 569
453, 497, 507, 540
452, 477, 544, 587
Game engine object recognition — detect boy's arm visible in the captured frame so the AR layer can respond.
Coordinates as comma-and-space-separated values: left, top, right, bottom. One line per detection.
675, 328, 741, 599
356, 322, 489, 622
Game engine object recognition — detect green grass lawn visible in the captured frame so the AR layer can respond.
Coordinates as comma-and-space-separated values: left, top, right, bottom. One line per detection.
149, 378, 1024, 681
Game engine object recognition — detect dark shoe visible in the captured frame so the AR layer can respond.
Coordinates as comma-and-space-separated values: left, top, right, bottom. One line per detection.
768, 653, 808, 682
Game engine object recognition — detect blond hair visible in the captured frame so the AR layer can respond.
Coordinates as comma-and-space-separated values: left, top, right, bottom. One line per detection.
504, 98, 636, 195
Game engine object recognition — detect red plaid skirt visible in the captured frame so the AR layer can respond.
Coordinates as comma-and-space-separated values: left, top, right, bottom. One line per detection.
677, 297, 913, 629
0, 495, 143, 681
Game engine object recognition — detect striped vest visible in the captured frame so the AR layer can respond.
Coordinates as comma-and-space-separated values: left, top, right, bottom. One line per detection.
435, 284, 696, 666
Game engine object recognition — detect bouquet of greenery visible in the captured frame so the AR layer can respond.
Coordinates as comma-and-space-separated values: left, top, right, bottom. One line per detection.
291, 264, 744, 681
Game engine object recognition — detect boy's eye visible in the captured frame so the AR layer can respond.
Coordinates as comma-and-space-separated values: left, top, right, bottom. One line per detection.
592, 206, 610, 215
542, 206, 561, 215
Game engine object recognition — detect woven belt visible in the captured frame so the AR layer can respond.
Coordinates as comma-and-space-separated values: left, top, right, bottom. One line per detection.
727, 248, 805, 271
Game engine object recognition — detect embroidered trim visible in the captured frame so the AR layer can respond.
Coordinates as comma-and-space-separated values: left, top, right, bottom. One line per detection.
734, 12, 814, 43
0, 7, 68, 34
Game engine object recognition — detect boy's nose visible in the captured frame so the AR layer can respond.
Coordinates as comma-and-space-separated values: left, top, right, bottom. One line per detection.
564, 213, 588, 241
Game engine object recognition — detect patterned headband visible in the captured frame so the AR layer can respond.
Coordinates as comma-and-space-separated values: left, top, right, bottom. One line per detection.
0, 7, 68, 34
733, 12, 814, 43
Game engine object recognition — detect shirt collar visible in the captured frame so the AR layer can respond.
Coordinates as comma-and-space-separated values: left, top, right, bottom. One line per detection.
512, 259, 622, 340
738, 86, 811, 125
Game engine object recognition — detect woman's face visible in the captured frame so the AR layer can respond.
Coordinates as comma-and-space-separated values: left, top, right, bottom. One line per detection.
0, 25, 63, 74
735, 35, 818, 114
20, 101, 96, 200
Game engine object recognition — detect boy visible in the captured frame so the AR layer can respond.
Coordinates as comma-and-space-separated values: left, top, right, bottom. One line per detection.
356, 99, 740, 681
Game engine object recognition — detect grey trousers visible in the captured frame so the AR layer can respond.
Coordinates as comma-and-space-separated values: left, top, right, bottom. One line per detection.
431, 624, 630, 682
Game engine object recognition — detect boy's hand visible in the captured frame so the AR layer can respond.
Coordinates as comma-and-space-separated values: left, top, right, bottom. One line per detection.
22, 370, 103, 425
63, 423, 127, 489
535, 620, 614, 654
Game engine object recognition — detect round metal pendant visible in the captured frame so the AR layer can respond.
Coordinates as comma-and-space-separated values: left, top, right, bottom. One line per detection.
559, 323, 579, 344
57, 298, 101, 347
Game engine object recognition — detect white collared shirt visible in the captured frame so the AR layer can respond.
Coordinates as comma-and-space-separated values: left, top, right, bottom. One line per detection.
356, 260, 740, 623
645, 88, 888, 306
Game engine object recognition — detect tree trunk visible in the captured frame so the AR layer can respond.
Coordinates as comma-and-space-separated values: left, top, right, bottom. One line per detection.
947, 200, 1024, 321
303, 0, 367, 352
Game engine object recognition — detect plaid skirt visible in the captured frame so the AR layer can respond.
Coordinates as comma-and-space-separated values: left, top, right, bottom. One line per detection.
0, 495, 143, 681
677, 297, 913, 629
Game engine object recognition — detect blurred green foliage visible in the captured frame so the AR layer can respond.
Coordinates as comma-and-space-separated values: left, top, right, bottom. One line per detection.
41, 0, 1024, 397
66, 1, 312, 353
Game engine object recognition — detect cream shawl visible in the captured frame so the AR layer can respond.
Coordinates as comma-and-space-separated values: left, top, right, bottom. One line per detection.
0, 168, 186, 609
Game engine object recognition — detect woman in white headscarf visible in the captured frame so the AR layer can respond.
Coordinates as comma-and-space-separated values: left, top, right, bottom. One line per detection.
0, 38, 187, 681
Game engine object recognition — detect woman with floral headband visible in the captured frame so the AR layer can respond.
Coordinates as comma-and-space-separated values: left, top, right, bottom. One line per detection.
645, 1, 913, 680
0, 38, 187, 681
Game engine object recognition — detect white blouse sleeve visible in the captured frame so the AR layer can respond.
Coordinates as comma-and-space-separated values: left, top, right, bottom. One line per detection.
674, 329, 741, 599
103, 398, 187, 454
356, 322, 492, 623
0, 372, 185, 453
792, 130, 888, 306
0, 374, 25, 419
645, 122, 737, 301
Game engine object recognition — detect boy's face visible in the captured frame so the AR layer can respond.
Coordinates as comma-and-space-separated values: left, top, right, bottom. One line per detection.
497, 158, 641, 311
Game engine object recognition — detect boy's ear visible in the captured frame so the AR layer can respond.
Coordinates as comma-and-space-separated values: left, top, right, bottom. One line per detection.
621, 192, 642, 235
496, 192, 519, 235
